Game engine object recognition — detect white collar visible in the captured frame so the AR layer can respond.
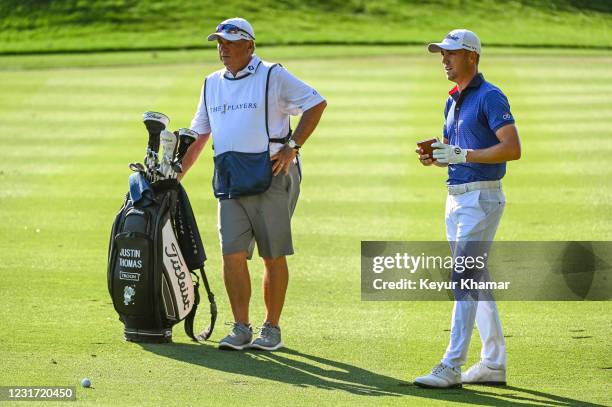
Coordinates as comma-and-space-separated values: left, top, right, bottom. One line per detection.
223, 55, 261, 79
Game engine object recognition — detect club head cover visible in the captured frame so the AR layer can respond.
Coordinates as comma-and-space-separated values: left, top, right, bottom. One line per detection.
173, 128, 199, 173
142, 111, 170, 153
142, 111, 170, 182
159, 129, 178, 179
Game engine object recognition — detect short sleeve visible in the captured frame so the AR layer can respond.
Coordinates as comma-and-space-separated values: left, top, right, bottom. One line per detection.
273, 66, 325, 116
189, 80, 211, 135
483, 90, 515, 132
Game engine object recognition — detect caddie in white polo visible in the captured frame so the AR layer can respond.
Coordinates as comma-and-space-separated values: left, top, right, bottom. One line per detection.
179, 17, 327, 351
414, 29, 522, 388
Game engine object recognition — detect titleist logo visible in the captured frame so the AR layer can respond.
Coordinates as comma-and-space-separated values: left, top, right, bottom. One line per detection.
164, 242, 191, 310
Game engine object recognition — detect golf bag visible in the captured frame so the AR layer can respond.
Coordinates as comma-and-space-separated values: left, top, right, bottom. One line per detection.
107, 178, 217, 343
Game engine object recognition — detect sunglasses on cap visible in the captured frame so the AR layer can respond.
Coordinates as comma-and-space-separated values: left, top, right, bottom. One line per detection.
215, 24, 254, 40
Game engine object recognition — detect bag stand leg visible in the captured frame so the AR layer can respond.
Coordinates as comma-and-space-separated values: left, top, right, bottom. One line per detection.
184, 267, 217, 341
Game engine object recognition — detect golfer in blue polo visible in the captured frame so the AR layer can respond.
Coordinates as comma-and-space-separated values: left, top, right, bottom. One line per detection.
414, 29, 522, 388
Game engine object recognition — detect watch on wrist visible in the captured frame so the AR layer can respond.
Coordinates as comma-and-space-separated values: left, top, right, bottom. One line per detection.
287, 139, 301, 150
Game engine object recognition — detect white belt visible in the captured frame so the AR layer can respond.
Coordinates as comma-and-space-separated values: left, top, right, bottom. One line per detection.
447, 180, 502, 195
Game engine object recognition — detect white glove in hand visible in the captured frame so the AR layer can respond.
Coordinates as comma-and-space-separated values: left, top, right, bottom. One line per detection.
431, 142, 471, 164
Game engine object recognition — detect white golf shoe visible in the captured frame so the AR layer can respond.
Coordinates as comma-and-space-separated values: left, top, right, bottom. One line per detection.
414, 363, 462, 389
462, 361, 506, 385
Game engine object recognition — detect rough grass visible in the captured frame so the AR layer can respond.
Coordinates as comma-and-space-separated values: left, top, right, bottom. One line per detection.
0, 0, 611, 53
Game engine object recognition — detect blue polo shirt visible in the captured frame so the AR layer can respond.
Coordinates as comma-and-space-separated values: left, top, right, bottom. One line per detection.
443, 73, 515, 185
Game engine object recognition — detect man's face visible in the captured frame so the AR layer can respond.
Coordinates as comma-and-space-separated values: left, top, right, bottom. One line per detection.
441, 49, 477, 82
217, 38, 253, 71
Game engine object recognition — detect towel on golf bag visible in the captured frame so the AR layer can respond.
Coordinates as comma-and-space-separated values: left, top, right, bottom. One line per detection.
128, 172, 153, 204
107, 179, 217, 343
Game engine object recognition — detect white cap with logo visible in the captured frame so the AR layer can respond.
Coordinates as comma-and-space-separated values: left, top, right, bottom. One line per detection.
428, 29, 481, 54
207, 17, 255, 42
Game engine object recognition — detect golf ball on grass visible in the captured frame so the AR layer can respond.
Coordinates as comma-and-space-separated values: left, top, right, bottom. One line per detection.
81, 378, 91, 388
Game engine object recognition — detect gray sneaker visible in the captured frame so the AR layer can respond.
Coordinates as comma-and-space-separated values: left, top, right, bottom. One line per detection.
250, 322, 284, 351
218, 322, 252, 350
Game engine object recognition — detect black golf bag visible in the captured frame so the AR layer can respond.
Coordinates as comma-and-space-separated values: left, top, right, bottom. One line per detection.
107, 179, 217, 343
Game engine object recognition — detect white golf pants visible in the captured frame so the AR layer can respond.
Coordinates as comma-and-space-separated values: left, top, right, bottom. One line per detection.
441, 186, 506, 370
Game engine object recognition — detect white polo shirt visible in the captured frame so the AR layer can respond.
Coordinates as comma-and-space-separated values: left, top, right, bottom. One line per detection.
190, 54, 325, 156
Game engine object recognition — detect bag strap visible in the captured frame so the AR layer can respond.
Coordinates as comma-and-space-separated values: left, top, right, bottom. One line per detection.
269, 128, 292, 144
203, 78, 214, 151
265, 63, 293, 145
203, 78, 208, 113
184, 267, 217, 341
264, 63, 279, 141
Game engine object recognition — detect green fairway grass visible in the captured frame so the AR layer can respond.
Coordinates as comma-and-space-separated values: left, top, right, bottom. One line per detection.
1, 0, 611, 53
0, 47, 610, 405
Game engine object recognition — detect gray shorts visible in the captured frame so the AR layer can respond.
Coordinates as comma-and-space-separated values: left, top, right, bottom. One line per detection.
218, 163, 301, 259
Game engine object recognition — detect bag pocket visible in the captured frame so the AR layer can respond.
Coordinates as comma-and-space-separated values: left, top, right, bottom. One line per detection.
213, 150, 272, 199
111, 233, 153, 317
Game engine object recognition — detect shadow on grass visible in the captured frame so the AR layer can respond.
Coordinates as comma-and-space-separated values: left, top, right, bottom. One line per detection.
140, 343, 604, 406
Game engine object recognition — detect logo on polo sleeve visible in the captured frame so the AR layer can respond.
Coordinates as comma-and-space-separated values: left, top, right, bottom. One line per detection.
503, 112, 513, 120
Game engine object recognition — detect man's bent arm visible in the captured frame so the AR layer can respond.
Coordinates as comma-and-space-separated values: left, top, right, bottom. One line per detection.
271, 100, 327, 175
177, 132, 210, 181
466, 124, 521, 164
291, 100, 327, 147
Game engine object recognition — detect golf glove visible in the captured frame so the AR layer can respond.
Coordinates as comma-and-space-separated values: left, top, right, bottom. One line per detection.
431, 142, 471, 164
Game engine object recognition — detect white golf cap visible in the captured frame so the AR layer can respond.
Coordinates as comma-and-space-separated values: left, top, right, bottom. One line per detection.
428, 29, 481, 54
207, 17, 255, 42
